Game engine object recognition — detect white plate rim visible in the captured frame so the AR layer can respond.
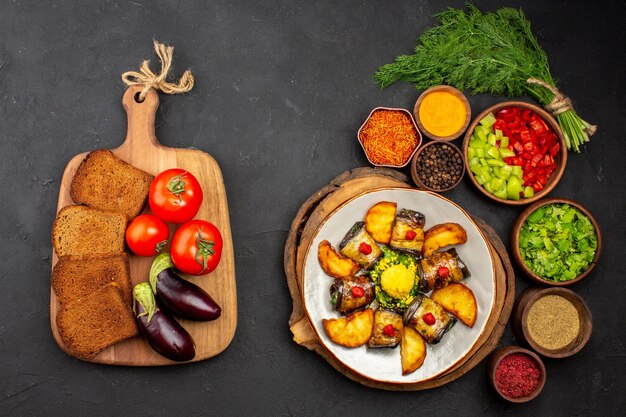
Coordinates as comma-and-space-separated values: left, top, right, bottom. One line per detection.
300, 186, 497, 385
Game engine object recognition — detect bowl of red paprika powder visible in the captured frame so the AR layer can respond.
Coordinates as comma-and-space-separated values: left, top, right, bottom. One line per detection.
488, 346, 546, 403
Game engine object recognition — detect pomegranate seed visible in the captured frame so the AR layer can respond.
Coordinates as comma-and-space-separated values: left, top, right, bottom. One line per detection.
358, 242, 372, 255
437, 266, 450, 279
423, 312, 436, 325
383, 324, 396, 337
405, 230, 417, 240
350, 286, 365, 298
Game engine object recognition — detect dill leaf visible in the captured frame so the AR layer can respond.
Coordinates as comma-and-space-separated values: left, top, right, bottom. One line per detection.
374, 4, 595, 151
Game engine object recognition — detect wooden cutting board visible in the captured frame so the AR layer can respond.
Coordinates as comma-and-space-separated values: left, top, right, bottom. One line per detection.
50, 85, 237, 365
284, 168, 515, 389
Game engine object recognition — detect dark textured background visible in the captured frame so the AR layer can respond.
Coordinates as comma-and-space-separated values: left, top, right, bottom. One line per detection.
0, 1, 624, 416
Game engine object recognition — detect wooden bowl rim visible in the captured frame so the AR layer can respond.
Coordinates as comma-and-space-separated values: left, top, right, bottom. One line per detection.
413, 85, 471, 141
357, 107, 422, 168
511, 197, 602, 286
410, 141, 466, 192
462, 101, 568, 206
518, 287, 593, 358
489, 345, 546, 403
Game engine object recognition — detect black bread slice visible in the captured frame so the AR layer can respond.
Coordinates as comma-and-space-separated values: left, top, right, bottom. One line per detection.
52, 205, 126, 257
57, 282, 138, 360
70, 149, 153, 219
52, 253, 132, 305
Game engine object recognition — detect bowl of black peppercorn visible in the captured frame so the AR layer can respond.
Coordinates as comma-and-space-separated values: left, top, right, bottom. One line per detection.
411, 141, 465, 192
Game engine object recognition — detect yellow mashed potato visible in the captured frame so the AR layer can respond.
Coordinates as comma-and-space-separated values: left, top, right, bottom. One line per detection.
380, 264, 416, 299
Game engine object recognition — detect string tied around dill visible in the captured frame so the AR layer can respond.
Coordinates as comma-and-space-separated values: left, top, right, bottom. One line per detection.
527, 78, 596, 136
122, 40, 194, 102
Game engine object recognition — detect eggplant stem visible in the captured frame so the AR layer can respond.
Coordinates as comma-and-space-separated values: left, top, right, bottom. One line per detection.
133, 282, 157, 323
149, 253, 176, 293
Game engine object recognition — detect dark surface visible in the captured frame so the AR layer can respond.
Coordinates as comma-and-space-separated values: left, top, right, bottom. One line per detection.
0, 1, 624, 416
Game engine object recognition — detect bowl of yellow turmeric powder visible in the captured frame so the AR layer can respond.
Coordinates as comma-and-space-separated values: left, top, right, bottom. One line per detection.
413, 85, 471, 141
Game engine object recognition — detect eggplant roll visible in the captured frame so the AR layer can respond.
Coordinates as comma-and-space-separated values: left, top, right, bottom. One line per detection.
419, 248, 471, 292
339, 222, 382, 269
389, 209, 426, 255
330, 275, 375, 314
403, 294, 456, 344
367, 309, 403, 349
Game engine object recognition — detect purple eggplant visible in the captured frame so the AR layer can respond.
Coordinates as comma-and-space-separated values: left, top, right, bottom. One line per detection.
133, 282, 196, 362
149, 253, 222, 321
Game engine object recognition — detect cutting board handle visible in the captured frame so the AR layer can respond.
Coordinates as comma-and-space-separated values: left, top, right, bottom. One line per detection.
115, 85, 161, 155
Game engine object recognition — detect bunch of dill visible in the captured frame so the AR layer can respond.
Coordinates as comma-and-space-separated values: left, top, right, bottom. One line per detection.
374, 4, 595, 152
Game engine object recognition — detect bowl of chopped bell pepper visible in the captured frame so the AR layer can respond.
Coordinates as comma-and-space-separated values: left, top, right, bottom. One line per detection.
462, 101, 567, 205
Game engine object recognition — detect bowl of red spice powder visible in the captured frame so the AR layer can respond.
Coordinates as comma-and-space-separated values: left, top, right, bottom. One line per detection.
489, 346, 546, 403
357, 107, 422, 168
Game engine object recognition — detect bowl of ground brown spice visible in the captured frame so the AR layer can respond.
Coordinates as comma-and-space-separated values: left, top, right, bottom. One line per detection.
513, 287, 592, 358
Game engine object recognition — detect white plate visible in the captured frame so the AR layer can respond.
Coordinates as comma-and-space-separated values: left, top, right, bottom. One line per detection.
302, 188, 495, 384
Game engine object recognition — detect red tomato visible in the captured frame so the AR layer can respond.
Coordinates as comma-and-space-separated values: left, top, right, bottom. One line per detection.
125, 214, 170, 257
171, 220, 223, 275
149, 169, 203, 224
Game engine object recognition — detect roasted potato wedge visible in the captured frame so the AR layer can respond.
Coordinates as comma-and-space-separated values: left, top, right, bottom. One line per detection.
318, 240, 360, 279
323, 308, 374, 348
431, 283, 477, 328
365, 201, 397, 244
422, 223, 468, 257
401, 327, 427, 375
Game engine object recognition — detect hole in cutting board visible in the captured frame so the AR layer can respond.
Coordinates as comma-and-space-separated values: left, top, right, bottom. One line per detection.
134, 92, 144, 103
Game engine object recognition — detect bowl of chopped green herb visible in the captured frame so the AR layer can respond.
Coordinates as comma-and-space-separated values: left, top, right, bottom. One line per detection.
512, 198, 601, 286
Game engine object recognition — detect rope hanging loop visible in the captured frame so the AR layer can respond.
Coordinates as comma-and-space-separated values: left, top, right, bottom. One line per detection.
122, 40, 194, 102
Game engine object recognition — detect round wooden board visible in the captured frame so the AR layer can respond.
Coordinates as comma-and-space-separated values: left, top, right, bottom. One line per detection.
284, 167, 515, 390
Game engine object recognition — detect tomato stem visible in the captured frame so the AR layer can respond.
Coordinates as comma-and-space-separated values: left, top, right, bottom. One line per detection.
195, 227, 215, 271
167, 172, 187, 200
155, 240, 168, 253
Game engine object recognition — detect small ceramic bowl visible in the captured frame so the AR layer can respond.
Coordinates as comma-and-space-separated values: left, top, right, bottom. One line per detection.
410, 141, 465, 192
512, 197, 602, 286
414, 85, 471, 141
512, 287, 592, 358
489, 346, 546, 403
462, 101, 568, 205
357, 107, 422, 168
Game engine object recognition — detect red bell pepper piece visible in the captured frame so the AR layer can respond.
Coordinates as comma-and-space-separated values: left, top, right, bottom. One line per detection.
529, 118, 547, 134
543, 154, 554, 167
521, 109, 533, 121
493, 119, 507, 131
549, 143, 560, 156
520, 130, 533, 143
523, 142, 535, 153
